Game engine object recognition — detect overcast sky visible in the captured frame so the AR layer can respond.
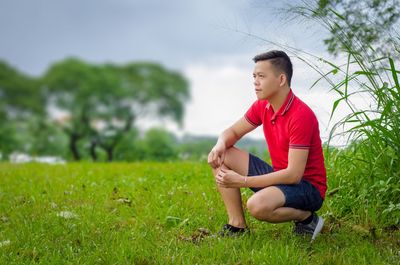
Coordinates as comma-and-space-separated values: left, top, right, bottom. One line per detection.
0, 0, 357, 144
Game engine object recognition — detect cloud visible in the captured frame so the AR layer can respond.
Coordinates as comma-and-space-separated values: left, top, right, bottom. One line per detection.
0, 0, 328, 77
160, 52, 372, 146
2, 0, 370, 147
182, 58, 261, 137
0, 0, 255, 76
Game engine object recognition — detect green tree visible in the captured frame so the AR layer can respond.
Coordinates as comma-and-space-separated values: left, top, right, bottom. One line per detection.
113, 128, 142, 161
40, 58, 96, 160
0, 60, 45, 159
140, 127, 178, 161
289, 0, 400, 59
26, 117, 69, 157
0, 60, 44, 117
41, 58, 190, 161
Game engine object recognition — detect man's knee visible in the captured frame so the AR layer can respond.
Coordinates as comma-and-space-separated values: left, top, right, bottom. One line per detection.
246, 187, 285, 221
246, 194, 275, 220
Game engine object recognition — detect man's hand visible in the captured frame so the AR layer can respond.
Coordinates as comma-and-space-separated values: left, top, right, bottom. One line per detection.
208, 118, 257, 169
207, 142, 226, 169
215, 167, 245, 188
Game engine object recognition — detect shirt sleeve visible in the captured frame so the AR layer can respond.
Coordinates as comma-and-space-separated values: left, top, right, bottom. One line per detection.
289, 110, 316, 149
244, 100, 262, 127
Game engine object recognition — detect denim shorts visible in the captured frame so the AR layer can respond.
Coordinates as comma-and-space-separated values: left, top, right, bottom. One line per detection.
247, 153, 323, 212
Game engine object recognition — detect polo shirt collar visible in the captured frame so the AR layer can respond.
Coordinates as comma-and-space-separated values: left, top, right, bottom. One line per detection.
266, 88, 295, 121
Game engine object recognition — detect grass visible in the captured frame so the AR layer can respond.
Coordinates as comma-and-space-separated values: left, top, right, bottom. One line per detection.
0, 161, 399, 264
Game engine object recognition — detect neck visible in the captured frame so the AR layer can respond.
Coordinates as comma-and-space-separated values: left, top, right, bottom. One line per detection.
269, 86, 290, 113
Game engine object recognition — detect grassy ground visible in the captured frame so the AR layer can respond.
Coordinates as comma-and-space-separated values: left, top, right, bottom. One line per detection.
0, 161, 398, 264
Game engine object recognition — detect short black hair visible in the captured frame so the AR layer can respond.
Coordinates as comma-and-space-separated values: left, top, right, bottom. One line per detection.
252, 50, 293, 87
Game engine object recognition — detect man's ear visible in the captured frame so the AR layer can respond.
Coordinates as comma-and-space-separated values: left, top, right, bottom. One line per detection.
279, 73, 287, 87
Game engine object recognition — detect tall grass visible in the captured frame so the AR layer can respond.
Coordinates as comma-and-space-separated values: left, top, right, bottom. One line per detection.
288, 1, 400, 225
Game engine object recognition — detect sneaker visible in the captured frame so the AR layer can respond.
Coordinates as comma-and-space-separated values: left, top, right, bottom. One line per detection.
293, 212, 324, 242
217, 223, 248, 237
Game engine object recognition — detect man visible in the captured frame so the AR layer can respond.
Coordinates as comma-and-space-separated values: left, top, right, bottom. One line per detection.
207, 50, 327, 242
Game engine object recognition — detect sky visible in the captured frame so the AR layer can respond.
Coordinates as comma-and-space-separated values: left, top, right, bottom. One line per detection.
0, 0, 359, 145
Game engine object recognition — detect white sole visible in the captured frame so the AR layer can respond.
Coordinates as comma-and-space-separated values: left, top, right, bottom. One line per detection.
311, 216, 324, 242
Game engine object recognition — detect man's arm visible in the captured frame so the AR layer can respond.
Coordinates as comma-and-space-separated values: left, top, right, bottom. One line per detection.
218, 116, 258, 148
208, 117, 258, 168
246, 148, 309, 187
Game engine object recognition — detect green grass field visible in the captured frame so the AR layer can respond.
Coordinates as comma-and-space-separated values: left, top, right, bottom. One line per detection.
0, 162, 399, 264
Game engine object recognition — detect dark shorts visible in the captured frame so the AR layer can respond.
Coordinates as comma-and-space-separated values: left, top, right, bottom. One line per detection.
247, 153, 323, 212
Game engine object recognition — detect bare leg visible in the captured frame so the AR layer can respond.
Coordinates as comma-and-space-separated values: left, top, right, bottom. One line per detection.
210, 146, 250, 228
246, 186, 312, 223
212, 165, 247, 228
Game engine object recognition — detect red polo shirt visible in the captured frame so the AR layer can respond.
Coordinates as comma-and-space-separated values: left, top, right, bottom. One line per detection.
244, 88, 327, 199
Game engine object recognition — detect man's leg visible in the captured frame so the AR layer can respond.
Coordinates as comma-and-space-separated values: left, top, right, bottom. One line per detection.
246, 186, 311, 223
210, 146, 250, 228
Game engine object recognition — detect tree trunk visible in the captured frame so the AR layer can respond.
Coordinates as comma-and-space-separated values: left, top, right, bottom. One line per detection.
98, 115, 134, 162
106, 147, 113, 161
90, 140, 98, 161
69, 133, 81, 161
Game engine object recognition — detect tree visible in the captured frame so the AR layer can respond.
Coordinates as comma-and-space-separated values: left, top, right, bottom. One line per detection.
40, 58, 96, 160
113, 128, 142, 161
140, 127, 178, 161
289, 0, 400, 59
0, 60, 44, 118
0, 60, 45, 159
41, 58, 190, 161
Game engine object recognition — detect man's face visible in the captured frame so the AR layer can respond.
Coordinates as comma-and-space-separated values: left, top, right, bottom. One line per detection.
252, 60, 284, 100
